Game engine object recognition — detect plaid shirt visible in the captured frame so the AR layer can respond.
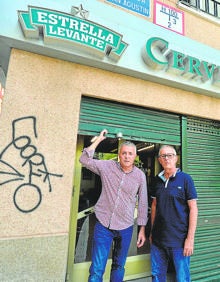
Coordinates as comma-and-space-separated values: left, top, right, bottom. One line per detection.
80, 148, 148, 230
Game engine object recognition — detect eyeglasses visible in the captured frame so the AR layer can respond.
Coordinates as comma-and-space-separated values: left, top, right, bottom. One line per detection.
158, 153, 176, 159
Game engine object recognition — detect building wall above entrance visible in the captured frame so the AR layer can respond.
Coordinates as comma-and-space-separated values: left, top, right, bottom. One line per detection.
1, 0, 220, 98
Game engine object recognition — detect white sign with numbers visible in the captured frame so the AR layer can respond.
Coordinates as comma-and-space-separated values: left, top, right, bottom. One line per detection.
154, 1, 184, 35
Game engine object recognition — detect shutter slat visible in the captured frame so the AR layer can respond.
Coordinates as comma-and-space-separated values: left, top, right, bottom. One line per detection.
79, 97, 181, 144
186, 117, 220, 281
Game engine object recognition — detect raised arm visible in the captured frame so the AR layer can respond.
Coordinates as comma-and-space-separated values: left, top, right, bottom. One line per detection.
86, 129, 108, 151
79, 129, 108, 172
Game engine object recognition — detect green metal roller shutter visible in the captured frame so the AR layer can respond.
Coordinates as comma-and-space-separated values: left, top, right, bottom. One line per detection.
78, 96, 181, 145
185, 117, 220, 282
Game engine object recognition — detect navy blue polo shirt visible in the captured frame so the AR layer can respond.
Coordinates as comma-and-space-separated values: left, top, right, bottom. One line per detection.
151, 169, 197, 248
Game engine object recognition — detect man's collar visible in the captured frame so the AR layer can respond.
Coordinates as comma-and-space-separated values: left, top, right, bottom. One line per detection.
158, 168, 180, 181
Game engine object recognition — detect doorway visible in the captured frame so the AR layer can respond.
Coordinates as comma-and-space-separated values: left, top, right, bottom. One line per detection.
66, 96, 181, 281
67, 133, 180, 281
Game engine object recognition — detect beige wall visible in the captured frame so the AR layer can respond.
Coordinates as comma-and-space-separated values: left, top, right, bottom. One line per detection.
0, 49, 82, 281
184, 11, 220, 50
0, 49, 219, 281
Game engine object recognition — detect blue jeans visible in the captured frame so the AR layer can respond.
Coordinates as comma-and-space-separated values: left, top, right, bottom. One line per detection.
88, 221, 133, 282
151, 243, 190, 282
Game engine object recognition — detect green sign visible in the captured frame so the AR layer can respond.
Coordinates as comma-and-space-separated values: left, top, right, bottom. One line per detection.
142, 37, 220, 87
18, 6, 128, 61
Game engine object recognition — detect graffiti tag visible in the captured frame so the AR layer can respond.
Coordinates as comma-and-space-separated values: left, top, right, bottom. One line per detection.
0, 116, 63, 213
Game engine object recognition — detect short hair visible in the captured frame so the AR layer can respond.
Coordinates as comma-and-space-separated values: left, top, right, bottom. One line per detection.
119, 141, 137, 154
158, 145, 177, 157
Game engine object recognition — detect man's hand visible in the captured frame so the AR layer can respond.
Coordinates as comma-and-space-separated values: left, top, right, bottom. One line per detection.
87, 129, 108, 151
137, 226, 146, 248
99, 129, 108, 141
183, 237, 194, 256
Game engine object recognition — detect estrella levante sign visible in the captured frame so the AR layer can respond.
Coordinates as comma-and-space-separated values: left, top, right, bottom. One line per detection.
18, 6, 128, 61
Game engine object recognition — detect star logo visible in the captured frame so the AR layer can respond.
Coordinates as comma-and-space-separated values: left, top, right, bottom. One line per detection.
71, 4, 89, 19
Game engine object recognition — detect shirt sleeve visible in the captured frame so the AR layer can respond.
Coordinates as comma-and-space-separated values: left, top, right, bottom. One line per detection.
185, 173, 198, 200
79, 148, 102, 176
137, 171, 148, 226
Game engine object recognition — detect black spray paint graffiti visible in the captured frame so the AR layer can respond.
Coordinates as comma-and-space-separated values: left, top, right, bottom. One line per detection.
0, 116, 63, 213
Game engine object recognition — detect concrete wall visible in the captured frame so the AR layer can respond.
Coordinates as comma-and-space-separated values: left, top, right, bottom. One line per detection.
0, 49, 81, 281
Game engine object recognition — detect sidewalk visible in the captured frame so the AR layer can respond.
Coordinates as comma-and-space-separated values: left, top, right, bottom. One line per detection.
128, 279, 146, 282
128, 278, 147, 282
127, 278, 148, 282
127, 273, 175, 282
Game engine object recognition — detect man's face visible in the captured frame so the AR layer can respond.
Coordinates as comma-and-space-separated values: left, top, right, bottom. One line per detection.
158, 146, 178, 170
118, 145, 136, 171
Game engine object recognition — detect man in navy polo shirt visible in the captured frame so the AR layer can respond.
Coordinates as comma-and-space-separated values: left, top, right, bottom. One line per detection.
150, 145, 198, 282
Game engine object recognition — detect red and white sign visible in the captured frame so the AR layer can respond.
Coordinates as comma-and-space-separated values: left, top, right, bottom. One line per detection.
154, 1, 184, 35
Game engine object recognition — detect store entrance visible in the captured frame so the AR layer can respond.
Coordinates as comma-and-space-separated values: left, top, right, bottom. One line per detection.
69, 134, 162, 281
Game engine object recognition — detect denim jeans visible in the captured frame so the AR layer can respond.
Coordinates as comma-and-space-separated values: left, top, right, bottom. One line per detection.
151, 243, 191, 282
88, 221, 133, 282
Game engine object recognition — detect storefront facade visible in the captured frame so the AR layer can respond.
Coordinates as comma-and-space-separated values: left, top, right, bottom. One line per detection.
0, 0, 220, 281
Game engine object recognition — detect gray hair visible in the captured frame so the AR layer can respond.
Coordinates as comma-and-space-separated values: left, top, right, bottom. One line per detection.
119, 141, 137, 154
158, 145, 177, 156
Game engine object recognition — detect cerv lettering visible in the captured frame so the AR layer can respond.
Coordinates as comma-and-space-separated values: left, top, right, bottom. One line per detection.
142, 37, 220, 86
0, 116, 63, 213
